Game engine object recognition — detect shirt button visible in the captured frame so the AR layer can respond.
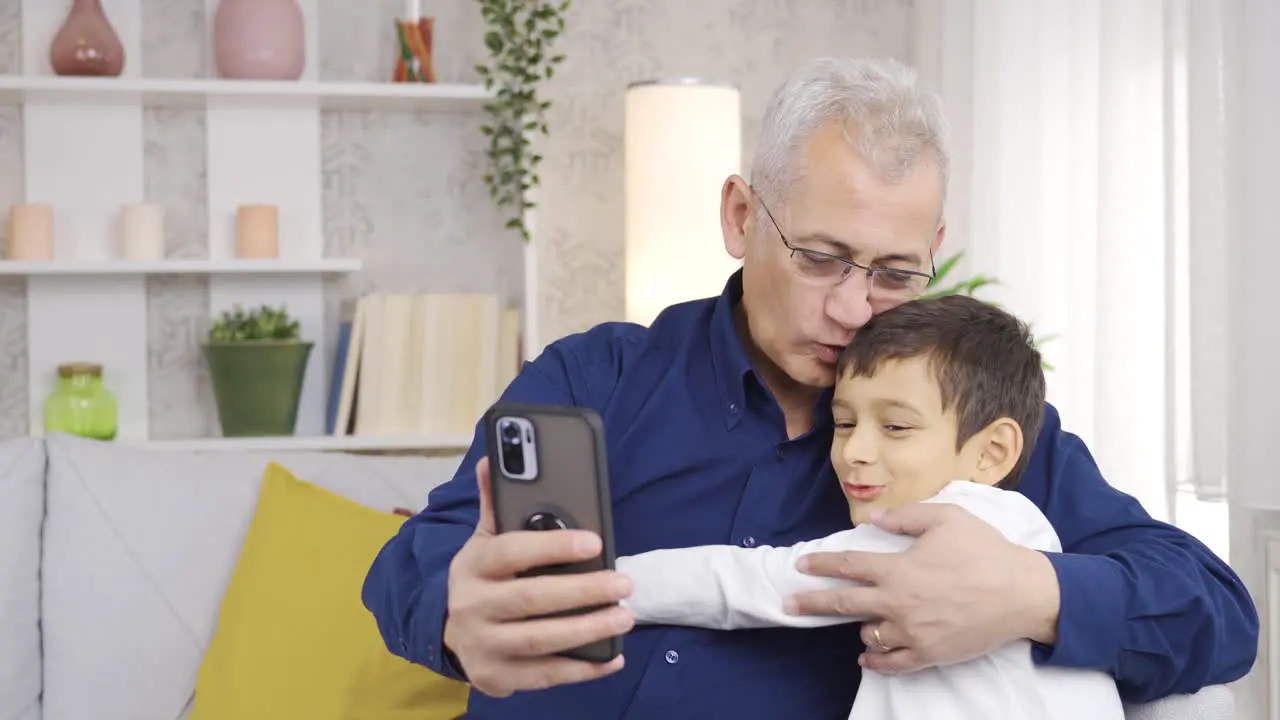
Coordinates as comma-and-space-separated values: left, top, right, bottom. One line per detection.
741, 536, 756, 548
664, 649, 680, 664
775, 447, 786, 460
728, 402, 739, 414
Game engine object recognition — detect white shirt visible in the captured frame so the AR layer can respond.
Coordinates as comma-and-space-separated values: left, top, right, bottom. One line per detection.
616, 481, 1125, 720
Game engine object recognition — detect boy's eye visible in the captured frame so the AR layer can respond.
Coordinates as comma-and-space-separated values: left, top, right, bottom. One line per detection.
834, 420, 855, 430
883, 424, 912, 433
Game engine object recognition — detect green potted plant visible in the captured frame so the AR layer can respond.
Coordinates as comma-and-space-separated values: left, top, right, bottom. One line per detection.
203, 303, 312, 437
922, 251, 1000, 299
923, 251, 1058, 370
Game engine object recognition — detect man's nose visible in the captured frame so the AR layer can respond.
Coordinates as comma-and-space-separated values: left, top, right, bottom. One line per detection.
826, 272, 875, 331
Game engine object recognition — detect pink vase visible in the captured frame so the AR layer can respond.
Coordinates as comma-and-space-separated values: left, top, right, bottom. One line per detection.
50, 0, 126, 77
213, 0, 306, 80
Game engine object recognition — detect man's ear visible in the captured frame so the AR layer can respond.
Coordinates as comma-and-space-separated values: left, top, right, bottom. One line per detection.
722, 174, 753, 260
966, 417, 1023, 487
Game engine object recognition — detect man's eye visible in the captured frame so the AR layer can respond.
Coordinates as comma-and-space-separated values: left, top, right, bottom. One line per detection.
883, 424, 912, 433
834, 421, 855, 430
873, 269, 914, 289
797, 250, 837, 266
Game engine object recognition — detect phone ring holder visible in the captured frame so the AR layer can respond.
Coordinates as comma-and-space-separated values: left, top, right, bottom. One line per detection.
523, 505, 575, 532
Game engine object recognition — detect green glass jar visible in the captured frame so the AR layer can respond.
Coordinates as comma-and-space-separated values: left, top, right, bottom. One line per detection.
44, 362, 118, 440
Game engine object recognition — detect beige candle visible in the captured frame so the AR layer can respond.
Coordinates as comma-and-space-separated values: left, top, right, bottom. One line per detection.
235, 204, 279, 258
7, 203, 54, 260
119, 203, 165, 260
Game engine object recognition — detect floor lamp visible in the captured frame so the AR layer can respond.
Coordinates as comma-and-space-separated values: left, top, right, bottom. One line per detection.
624, 79, 742, 327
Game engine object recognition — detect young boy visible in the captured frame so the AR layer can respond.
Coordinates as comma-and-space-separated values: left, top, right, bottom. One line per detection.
615, 294, 1125, 720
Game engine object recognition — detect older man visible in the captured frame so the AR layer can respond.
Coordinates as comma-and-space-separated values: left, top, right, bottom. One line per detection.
362, 57, 1258, 718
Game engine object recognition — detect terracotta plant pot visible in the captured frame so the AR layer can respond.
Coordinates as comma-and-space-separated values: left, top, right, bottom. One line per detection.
213, 0, 306, 80
50, 0, 126, 77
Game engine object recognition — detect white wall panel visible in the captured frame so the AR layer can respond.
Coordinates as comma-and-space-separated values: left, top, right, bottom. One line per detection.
21, 0, 148, 438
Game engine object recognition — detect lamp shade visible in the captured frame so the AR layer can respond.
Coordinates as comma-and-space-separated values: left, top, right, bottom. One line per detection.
624, 80, 742, 326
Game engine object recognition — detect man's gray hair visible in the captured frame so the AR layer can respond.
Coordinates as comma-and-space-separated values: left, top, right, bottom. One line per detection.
750, 57, 950, 218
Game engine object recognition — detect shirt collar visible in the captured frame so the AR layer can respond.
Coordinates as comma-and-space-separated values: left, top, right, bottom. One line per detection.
708, 270, 754, 429
708, 269, 836, 434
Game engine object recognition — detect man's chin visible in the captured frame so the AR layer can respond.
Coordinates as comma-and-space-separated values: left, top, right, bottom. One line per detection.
794, 356, 838, 389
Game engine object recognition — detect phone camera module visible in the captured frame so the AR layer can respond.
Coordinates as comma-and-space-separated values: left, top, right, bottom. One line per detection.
495, 416, 537, 481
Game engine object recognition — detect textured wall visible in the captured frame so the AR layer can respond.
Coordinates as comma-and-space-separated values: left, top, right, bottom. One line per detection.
0, 0, 910, 438
535, 0, 912, 343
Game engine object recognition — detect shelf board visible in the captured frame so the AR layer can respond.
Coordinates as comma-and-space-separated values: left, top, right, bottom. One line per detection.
0, 258, 362, 276
136, 434, 473, 454
0, 75, 492, 112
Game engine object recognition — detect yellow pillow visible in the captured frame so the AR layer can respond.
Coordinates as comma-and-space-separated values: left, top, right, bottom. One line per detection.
190, 462, 470, 720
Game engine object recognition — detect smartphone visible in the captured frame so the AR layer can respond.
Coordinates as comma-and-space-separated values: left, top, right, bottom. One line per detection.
482, 402, 621, 664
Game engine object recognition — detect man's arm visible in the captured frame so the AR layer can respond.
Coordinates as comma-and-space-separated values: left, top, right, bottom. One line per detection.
617, 525, 913, 630
1024, 404, 1259, 702
360, 332, 619, 680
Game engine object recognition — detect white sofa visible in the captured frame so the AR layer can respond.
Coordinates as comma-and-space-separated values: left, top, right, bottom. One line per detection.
0, 433, 1235, 719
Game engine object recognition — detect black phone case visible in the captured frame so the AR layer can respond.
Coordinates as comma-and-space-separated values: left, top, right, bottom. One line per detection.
483, 402, 621, 664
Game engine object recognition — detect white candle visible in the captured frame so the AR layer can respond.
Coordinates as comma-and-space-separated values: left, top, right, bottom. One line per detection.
8, 203, 53, 260
404, 0, 421, 20
119, 203, 165, 260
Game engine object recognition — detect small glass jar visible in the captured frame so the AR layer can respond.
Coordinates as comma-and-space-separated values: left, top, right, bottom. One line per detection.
44, 362, 118, 440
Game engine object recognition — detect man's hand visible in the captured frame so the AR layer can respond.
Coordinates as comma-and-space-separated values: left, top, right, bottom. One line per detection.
443, 457, 636, 697
785, 502, 1061, 674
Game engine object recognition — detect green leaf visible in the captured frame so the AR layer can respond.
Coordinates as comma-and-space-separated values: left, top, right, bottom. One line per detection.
478, 0, 569, 243
208, 303, 301, 342
484, 31, 504, 54
929, 252, 963, 286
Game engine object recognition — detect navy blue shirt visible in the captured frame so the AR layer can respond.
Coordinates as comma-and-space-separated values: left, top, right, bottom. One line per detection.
363, 272, 1258, 718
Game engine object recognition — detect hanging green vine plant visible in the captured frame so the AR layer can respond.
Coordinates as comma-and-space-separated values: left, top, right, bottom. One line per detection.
475, 0, 570, 242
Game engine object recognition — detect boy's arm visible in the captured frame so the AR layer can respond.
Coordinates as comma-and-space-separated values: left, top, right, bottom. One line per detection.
616, 525, 913, 630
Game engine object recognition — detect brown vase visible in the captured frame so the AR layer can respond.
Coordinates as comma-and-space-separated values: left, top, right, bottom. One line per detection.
50, 0, 126, 77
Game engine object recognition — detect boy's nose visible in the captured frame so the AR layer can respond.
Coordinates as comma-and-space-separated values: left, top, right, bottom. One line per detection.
840, 428, 877, 465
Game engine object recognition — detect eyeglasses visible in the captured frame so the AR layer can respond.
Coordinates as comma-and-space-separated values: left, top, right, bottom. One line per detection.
753, 186, 936, 299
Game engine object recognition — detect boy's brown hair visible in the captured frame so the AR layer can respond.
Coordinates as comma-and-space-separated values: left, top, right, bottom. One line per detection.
836, 294, 1046, 488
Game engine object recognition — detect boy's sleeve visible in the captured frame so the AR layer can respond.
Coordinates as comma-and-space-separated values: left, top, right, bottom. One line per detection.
616, 486, 1055, 632
616, 525, 914, 630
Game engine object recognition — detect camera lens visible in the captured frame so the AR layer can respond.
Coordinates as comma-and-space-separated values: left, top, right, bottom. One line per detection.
502, 442, 525, 475
501, 422, 520, 442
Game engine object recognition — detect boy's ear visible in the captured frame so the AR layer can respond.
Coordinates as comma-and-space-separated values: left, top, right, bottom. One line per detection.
968, 417, 1023, 487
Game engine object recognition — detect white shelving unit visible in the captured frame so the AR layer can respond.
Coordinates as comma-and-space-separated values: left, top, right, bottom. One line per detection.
0, 75, 492, 111
136, 434, 473, 455
0, 258, 363, 275
6, 0, 538, 450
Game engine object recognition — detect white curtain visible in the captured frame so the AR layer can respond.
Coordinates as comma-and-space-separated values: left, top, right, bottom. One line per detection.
912, 0, 1177, 520
1222, 0, 1280, 511
1183, 0, 1229, 503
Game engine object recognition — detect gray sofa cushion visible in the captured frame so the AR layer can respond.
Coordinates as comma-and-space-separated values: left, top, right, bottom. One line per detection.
1124, 685, 1234, 720
0, 438, 46, 720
